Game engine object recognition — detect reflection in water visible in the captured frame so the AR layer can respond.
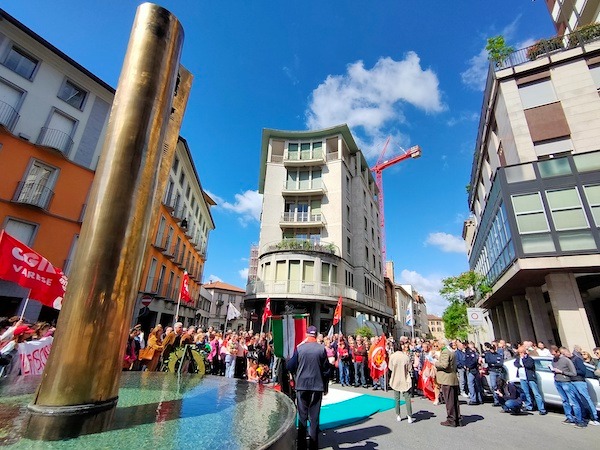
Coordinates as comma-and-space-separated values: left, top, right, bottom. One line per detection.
0, 372, 295, 449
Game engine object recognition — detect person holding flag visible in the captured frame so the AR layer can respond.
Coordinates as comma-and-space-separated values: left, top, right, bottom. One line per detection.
261, 298, 272, 334
369, 335, 388, 391
332, 296, 342, 331
174, 271, 192, 322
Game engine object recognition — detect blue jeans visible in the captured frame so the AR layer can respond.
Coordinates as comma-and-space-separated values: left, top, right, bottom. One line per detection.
467, 370, 482, 403
555, 381, 583, 424
522, 379, 546, 413
339, 360, 350, 385
225, 354, 235, 378
489, 371, 503, 405
354, 361, 366, 386
572, 380, 599, 421
501, 398, 522, 413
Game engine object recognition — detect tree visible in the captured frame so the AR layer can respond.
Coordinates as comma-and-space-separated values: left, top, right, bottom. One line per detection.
355, 325, 373, 340
440, 271, 491, 307
442, 301, 469, 341
486, 35, 514, 66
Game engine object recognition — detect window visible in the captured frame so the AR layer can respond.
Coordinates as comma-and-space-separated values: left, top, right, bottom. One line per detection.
4, 46, 38, 80
589, 65, 600, 90
0, 79, 24, 130
17, 160, 57, 209
574, 152, 600, 173
518, 79, 557, 109
347, 237, 351, 254
179, 171, 185, 185
58, 80, 87, 110
155, 216, 166, 246
173, 156, 180, 173
39, 110, 76, 154
145, 258, 157, 291
156, 265, 166, 292
584, 185, 600, 227
534, 137, 573, 158
546, 188, 588, 231
538, 157, 571, 178
3, 218, 37, 246
512, 193, 549, 234
186, 184, 191, 200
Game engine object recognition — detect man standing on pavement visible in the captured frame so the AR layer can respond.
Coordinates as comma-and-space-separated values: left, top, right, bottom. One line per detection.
550, 345, 585, 428
435, 338, 461, 427
560, 347, 600, 426
389, 341, 414, 424
455, 340, 468, 398
287, 325, 331, 450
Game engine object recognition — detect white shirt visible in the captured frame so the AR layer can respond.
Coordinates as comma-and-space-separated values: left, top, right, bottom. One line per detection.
537, 348, 551, 357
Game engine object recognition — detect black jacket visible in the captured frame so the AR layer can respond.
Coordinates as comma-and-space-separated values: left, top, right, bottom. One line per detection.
288, 341, 331, 392
514, 355, 537, 382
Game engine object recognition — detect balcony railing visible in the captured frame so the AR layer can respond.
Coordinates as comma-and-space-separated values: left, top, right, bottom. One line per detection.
260, 239, 339, 256
282, 179, 326, 193
13, 181, 54, 210
0, 100, 19, 131
284, 149, 325, 165
280, 212, 325, 224
492, 25, 600, 72
37, 127, 74, 154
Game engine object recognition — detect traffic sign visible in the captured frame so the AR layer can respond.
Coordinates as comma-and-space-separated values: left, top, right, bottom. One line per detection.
466, 308, 484, 326
141, 295, 153, 307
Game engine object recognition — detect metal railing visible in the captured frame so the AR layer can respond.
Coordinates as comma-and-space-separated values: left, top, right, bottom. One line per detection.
0, 100, 19, 131
260, 239, 339, 256
281, 212, 325, 223
284, 148, 324, 162
283, 179, 326, 192
13, 181, 54, 209
37, 127, 74, 154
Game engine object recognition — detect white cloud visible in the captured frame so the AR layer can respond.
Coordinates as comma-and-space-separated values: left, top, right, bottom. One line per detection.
238, 268, 249, 280
398, 269, 447, 316
207, 274, 223, 283
206, 189, 263, 226
446, 111, 479, 127
306, 54, 444, 158
425, 232, 466, 254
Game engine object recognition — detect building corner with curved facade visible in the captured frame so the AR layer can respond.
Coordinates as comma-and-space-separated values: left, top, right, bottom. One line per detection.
244, 125, 393, 335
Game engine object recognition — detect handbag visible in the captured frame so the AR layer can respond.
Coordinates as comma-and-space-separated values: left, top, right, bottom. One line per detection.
139, 347, 155, 361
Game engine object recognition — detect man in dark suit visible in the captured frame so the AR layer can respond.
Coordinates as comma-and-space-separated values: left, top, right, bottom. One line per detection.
287, 325, 331, 450
435, 339, 462, 427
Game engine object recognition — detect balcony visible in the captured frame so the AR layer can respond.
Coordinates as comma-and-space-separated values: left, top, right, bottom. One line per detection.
12, 181, 54, 210
37, 127, 74, 155
0, 100, 19, 131
282, 180, 326, 196
284, 148, 325, 166
260, 239, 339, 256
280, 212, 325, 228
171, 206, 184, 221
492, 25, 600, 72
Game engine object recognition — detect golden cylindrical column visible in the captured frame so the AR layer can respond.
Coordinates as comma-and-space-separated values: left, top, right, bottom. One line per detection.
31, 3, 183, 412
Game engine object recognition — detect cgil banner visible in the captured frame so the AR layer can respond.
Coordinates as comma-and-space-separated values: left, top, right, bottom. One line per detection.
18, 336, 53, 375
0, 231, 67, 309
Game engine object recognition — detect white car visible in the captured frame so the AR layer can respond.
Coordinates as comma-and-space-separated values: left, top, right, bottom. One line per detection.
503, 356, 600, 411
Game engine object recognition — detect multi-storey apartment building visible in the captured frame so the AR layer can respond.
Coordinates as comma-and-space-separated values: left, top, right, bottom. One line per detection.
0, 9, 214, 329
204, 281, 246, 331
244, 124, 393, 334
464, 29, 600, 351
393, 284, 428, 339
428, 314, 445, 341
545, 0, 600, 34
134, 137, 215, 330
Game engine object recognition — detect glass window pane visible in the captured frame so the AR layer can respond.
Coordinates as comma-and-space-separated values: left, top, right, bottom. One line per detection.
590, 65, 600, 89
512, 193, 543, 213
574, 152, 600, 172
522, 234, 555, 253
584, 185, 600, 204
590, 205, 600, 227
546, 188, 580, 209
558, 231, 597, 251
313, 141, 322, 149
552, 209, 588, 230
516, 212, 549, 233
303, 261, 314, 281
538, 158, 572, 178
505, 164, 536, 183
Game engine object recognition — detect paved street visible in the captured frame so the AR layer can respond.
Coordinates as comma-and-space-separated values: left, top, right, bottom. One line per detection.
320, 386, 599, 450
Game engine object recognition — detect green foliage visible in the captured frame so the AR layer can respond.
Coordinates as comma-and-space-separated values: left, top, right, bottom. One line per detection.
568, 22, 600, 47
440, 271, 491, 306
355, 326, 373, 340
486, 36, 514, 66
526, 37, 564, 60
466, 184, 472, 195
273, 239, 337, 254
442, 301, 469, 341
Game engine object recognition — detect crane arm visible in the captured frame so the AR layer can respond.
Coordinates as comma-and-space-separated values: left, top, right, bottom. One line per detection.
370, 145, 421, 173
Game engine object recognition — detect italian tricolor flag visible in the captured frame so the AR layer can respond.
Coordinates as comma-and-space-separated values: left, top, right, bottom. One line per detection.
272, 315, 308, 359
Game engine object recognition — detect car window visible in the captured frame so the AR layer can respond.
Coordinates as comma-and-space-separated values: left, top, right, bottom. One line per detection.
534, 358, 553, 373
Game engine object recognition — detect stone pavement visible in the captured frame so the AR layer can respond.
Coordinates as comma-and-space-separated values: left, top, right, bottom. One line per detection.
319, 385, 599, 450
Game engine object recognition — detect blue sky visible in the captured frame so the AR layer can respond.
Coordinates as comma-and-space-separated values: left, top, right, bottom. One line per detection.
6, 1, 556, 314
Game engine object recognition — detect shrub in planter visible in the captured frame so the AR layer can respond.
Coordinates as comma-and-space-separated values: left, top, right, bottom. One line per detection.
568, 22, 600, 47
526, 37, 564, 60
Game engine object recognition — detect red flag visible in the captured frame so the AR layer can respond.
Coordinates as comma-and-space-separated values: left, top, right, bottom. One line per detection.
332, 296, 342, 325
262, 297, 272, 326
368, 335, 387, 380
0, 230, 67, 309
180, 271, 192, 303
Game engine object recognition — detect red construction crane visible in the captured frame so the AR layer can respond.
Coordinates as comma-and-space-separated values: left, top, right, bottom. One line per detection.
371, 138, 422, 277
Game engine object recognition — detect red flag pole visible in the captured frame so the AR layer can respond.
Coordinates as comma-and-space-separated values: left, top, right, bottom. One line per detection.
19, 289, 31, 321
175, 288, 182, 323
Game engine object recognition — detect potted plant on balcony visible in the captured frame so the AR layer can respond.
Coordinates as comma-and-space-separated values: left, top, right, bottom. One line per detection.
567, 22, 600, 48
486, 35, 514, 68
526, 36, 564, 60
